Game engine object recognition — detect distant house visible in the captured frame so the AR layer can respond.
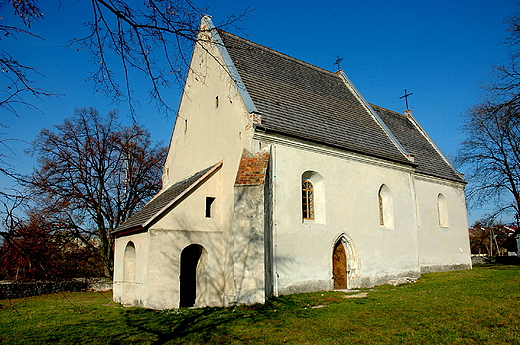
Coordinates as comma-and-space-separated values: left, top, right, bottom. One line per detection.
111, 16, 471, 309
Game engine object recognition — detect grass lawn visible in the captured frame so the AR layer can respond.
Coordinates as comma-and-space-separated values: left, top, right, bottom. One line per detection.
1, 265, 519, 344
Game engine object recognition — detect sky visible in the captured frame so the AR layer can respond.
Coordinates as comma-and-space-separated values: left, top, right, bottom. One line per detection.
1, 0, 519, 224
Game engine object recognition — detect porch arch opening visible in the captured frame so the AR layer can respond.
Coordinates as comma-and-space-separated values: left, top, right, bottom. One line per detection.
179, 244, 208, 308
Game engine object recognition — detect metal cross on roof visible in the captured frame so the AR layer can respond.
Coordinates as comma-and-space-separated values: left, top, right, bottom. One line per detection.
334, 55, 344, 71
399, 89, 413, 110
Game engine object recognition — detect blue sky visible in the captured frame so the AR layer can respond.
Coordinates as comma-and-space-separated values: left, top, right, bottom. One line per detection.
2, 0, 518, 223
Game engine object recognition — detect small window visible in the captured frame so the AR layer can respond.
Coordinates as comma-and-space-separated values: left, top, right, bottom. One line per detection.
205, 197, 215, 218
378, 192, 384, 226
437, 193, 449, 227
302, 180, 314, 220
378, 184, 394, 229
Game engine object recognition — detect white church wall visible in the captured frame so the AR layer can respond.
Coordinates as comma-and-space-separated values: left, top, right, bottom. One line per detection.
233, 185, 266, 305
261, 136, 422, 294
152, 171, 225, 232
113, 232, 149, 307
415, 176, 471, 272
142, 229, 232, 309
162, 27, 254, 190
120, 26, 260, 309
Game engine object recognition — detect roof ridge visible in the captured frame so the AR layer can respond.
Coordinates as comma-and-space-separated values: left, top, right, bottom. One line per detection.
218, 30, 338, 78
370, 104, 406, 117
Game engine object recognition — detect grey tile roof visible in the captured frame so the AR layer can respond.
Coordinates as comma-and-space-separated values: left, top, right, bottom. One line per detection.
372, 105, 464, 183
219, 30, 464, 183
218, 30, 411, 165
113, 162, 222, 235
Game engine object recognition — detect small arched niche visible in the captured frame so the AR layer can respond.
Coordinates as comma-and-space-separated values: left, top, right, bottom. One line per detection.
301, 170, 325, 224
122, 241, 136, 304
437, 193, 449, 228
378, 184, 394, 230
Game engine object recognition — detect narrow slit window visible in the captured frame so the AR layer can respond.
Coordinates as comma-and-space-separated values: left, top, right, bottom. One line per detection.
205, 197, 215, 218
378, 192, 384, 226
302, 180, 314, 220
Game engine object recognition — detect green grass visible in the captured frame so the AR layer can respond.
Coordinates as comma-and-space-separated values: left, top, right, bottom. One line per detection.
1, 265, 520, 344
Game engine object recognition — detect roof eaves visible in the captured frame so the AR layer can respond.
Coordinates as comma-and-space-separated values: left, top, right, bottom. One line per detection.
113, 161, 223, 237
142, 160, 223, 228
253, 124, 417, 167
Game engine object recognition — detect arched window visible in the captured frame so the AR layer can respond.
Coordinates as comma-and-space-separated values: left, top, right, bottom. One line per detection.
301, 171, 325, 223
302, 179, 314, 220
378, 190, 384, 226
437, 193, 449, 227
378, 184, 394, 229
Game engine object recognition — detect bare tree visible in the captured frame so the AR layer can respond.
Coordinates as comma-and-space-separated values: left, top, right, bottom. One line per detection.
0, 0, 58, 115
457, 101, 520, 222
24, 107, 167, 277
492, 13, 520, 109
0, 207, 103, 281
457, 13, 520, 225
1, 0, 249, 116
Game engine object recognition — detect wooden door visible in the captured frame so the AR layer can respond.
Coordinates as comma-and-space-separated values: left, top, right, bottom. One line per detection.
333, 241, 347, 289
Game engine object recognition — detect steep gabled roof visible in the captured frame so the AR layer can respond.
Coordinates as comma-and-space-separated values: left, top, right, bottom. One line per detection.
217, 30, 412, 166
113, 162, 222, 236
372, 105, 464, 183
216, 29, 464, 183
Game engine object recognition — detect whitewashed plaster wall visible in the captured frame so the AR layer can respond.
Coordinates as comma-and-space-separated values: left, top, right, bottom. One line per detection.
113, 28, 258, 309
143, 228, 231, 309
261, 136, 422, 294
414, 176, 471, 272
162, 29, 254, 190
233, 184, 267, 305
113, 231, 149, 306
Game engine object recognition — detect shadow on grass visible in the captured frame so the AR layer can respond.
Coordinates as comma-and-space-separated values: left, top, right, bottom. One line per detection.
121, 303, 266, 343
120, 293, 331, 344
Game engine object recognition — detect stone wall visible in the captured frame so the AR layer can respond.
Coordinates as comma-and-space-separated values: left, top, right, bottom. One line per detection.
0, 278, 112, 299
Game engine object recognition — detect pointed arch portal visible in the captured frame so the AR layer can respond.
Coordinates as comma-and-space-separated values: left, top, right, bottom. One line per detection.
333, 235, 358, 290
333, 241, 347, 289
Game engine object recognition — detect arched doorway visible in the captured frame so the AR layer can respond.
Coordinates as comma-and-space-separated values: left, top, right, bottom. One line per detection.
123, 241, 136, 304
333, 241, 347, 289
179, 244, 207, 308
332, 235, 358, 290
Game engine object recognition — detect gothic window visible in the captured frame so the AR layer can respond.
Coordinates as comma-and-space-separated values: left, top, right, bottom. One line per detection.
437, 193, 449, 227
378, 192, 384, 226
302, 179, 314, 220
378, 184, 394, 229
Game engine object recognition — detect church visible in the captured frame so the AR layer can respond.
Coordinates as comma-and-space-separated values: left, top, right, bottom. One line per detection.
112, 16, 471, 309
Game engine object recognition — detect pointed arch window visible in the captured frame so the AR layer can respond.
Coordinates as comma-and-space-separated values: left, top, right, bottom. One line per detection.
302, 179, 315, 220
437, 193, 449, 228
378, 192, 384, 226
378, 184, 394, 229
